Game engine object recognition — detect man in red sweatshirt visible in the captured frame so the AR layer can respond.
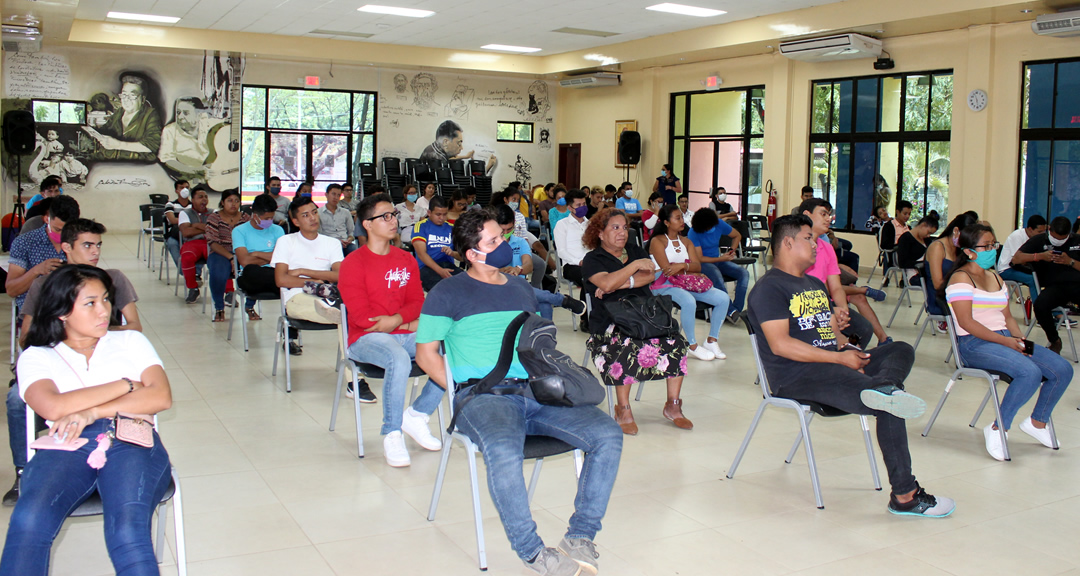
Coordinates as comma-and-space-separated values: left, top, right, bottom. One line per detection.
339, 193, 446, 467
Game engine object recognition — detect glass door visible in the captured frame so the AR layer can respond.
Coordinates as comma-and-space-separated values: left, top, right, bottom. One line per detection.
686, 138, 745, 218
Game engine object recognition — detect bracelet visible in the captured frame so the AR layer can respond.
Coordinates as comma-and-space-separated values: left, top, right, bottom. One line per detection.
122, 377, 134, 393
629, 275, 635, 288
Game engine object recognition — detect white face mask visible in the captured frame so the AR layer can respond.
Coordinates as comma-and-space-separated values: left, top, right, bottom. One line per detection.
1049, 233, 1068, 247
179, 187, 190, 199
716, 193, 727, 202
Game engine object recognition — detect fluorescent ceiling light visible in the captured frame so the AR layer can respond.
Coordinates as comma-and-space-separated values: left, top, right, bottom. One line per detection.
357, 5, 434, 18
645, 3, 726, 17
553, 27, 619, 38
106, 11, 181, 23
481, 44, 541, 53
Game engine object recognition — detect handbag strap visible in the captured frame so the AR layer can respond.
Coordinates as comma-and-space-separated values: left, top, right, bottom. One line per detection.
446, 311, 532, 434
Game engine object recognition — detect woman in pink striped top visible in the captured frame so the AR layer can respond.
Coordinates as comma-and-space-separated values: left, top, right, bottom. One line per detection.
942, 224, 1072, 461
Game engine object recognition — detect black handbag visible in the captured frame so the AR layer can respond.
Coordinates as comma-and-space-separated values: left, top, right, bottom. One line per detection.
607, 293, 679, 340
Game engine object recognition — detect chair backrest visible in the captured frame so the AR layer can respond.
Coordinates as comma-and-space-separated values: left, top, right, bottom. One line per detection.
239, 205, 254, 216
149, 208, 168, 233
468, 159, 486, 176
148, 193, 169, 205
360, 163, 378, 179
139, 203, 156, 221
744, 321, 776, 400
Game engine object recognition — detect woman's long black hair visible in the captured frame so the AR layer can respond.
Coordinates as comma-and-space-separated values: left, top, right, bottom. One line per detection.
650, 203, 684, 241
937, 223, 996, 301
24, 265, 115, 348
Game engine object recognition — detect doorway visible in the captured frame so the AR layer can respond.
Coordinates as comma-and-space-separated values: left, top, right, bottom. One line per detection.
559, 143, 581, 190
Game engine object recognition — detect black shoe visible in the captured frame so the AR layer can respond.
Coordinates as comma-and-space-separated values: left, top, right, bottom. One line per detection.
224, 292, 235, 307
288, 341, 303, 356
353, 379, 377, 403
726, 310, 742, 325
185, 288, 199, 304
3, 470, 21, 507
562, 295, 586, 316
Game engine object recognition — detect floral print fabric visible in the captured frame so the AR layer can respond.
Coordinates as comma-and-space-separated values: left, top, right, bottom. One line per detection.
586, 323, 689, 387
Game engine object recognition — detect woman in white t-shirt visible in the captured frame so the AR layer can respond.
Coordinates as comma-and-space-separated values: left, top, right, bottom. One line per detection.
414, 182, 438, 214
2, 265, 173, 575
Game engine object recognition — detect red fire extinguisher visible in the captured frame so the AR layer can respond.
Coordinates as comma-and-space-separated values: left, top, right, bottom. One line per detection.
765, 179, 778, 227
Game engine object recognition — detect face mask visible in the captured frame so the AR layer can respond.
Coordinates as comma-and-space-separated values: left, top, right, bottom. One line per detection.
257, 218, 274, 229
969, 249, 996, 270
406, 193, 418, 203
661, 170, 667, 177
46, 220, 61, 243
556, 197, 567, 206
511, 203, 520, 212
952, 234, 959, 247
716, 193, 727, 202
1049, 233, 1068, 247
270, 186, 281, 195
502, 231, 513, 240
179, 187, 190, 199
474, 240, 513, 269
573, 205, 589, 219
300, 192, 311, 198
57, 187, 63, 195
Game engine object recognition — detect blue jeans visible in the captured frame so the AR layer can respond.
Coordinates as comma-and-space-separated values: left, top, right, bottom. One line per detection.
455, 394, 622, 561
653, 285, 729, 345
534, 288, 564, 320
207, 252, 253, 312
7, 386, 25, 469
957, 330, 1073, 430
1, 419, 172, 576
701, 261, 749, 315
347, 332, 444, 435
1000, 268, 1039, 298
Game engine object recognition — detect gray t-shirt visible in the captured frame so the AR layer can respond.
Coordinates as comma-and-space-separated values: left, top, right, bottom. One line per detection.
273, 194, 290, 224
23, 268, 138, 325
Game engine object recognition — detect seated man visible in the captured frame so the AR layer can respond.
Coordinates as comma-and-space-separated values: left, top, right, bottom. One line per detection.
800, 198, 890, 347
789, 185, 815, 215
164, 178, 191, 267
179, 185, 212, 303
271, 195, 344, 356
319, 183, 356, 256
999, 214, 1047, 300
495, 205, 584, 321
340, 193, 445, 467
23, 175, 62, 220
553, 189, 589, 293
6, 195, 80, 310
6, 218, 140, 506
267, 176, 290, 226
880, 200, 913, 285
411, 196, 462, 292
232, 193, 285, 321
747, 214, 953, 518
1016, 216, 1080, 356
415, 208, 623, 574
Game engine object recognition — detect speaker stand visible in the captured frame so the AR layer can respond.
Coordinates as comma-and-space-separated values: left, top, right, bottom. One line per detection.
11, 154, 25, 230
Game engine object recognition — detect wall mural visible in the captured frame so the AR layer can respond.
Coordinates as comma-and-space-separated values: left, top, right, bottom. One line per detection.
2, 51, 242, 200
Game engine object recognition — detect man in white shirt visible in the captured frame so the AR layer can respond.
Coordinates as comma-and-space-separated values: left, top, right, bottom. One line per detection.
553, 189, 590, 307
319, 183, 355, 255
999, 214, 1047, 298
271, 196, 345, 355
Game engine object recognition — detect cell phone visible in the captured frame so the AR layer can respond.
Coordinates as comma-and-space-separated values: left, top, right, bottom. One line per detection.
846, 332, 862, 348
1023, 339, 1035, 355
29, 436, 88, 451
841, 343, 863, 352
1053, 250, 1063, 256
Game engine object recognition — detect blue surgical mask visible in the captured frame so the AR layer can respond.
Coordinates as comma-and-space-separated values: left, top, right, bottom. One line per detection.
556, 197, 567, 206
474, 240, 513, 269
257, 218, 274, 229
270, 186, 281, 195
58, 187, 64, 194
974, 249, 997, 270
407, 193, 418, 203
511, 203, 520, 212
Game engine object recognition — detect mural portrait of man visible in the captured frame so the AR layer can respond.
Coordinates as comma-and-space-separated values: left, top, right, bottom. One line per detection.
419, 119, 496, 174
394, 73, 408, 94
411, 72, 439, 110
82, 72, 162, 163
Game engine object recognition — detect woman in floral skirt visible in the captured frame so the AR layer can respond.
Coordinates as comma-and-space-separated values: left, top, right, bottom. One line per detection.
581, 208, 691, 435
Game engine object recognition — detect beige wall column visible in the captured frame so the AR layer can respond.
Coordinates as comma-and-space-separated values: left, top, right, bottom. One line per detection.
955, 25, 995, 224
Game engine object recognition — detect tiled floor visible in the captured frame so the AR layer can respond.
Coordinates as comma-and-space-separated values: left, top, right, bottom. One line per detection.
2, 233, 1079, 575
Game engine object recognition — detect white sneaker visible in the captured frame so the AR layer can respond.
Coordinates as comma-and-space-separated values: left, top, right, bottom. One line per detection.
1019, 417, 1055, 448
687, 345, 715, 361
383, 431, 411, 467
702, 340, 726, 360
401, 407, 442, 451
983, 424, 1007, 461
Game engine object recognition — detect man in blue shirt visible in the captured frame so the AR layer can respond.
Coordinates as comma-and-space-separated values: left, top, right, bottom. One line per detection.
232, 193, 285, 320
687, 208, 748, 323
6, 195, 80, 309
411, 196, 462, 291
23, 176, 62, 219
495, 205, 583, 321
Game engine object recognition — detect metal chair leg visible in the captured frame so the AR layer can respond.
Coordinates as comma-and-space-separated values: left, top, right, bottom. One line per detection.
970, 386, 992, 427
427, 438, 453, 521
859, 416, 882, 490
796, 411, 825, 509
171, 468, 188, 576
726, 401, 768, 479
988, 379, 1011, 461
785, 411, 813, 463
922, 378, 956, 437
466, 444, 488, 571
913, 315, 931, 351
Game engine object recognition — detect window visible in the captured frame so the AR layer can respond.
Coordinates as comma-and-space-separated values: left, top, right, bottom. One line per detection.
496, 121, 533, 143
241, 86, 376, 201
1017, 58, 1080, 228
809, 71, 953, 232
669, 86, 765, 218
31, 100, 86, 124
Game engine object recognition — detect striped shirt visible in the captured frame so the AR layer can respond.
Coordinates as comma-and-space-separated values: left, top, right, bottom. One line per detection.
945, 280, 1008, 336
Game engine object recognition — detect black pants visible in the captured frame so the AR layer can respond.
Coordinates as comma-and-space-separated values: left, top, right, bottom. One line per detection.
772, 342, 918, 496
420, 264, 463, 292
844, 308, 874, 348
1035, 283, 1080, 344
237, 264, 277, 297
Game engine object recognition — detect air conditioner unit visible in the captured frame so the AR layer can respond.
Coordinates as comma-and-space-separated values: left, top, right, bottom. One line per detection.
559, 73, 620, 89
1032, 10, 1080, 37
779, 33, 881, 62
2, 23, 42, 52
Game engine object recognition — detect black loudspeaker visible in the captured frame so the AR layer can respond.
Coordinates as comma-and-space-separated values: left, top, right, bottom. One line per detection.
3, 110, 36, 155
618, 130, 641, 165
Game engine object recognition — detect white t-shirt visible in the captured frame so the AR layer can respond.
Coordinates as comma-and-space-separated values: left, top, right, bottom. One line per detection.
16, 331, 163, 407
269, 232, 345, 303
997, 227, 1029, 273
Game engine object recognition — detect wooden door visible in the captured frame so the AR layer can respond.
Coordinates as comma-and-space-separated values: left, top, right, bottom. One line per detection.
558, 143, 581, 189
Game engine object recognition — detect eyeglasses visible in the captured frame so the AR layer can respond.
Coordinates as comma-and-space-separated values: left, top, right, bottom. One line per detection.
366, 210, 400, 223
973, 242, 1001, 252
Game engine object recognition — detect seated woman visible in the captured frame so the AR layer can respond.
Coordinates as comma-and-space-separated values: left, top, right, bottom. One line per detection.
582, 208, 691, 435
943, 224, 1072, 461
547, 187, 571, 234
641, 192, 665, 243
649, 205, 731, 361
414, 182, 438, 214
687, 208, 748, 323
896, 216, 940, 272
446, 189, 469, 225
924, 212, 978, 318
206, 189, 251, 322
2, 265, 172, 575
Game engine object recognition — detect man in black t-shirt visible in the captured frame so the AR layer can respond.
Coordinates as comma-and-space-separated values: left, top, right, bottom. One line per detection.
746, 215, 954, 518
1017, 216, 1080, 354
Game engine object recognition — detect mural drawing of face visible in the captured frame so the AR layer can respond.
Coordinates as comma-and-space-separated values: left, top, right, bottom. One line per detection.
394, 73, 408, 94
411, 73, 439, 110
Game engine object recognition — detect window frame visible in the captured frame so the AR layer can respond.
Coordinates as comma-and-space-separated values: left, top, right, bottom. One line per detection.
808, 70, 953, 233
30, 99, 88, 125
496, 120, 534, 143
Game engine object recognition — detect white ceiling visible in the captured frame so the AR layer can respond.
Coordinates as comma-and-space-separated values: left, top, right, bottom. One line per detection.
70, 0, 849, 55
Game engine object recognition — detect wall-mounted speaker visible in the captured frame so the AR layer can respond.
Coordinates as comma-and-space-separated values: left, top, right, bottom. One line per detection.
2, 110, 35, 156
618, 130, 640, 165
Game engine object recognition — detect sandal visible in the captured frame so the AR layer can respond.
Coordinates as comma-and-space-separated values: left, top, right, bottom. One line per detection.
212, 310, 226, 323
663, 399, 693, 430
614, 404, 638, 436
246, 308, 261, 321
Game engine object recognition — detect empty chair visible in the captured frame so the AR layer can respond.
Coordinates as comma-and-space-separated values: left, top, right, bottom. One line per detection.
148, 193, 169, 204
